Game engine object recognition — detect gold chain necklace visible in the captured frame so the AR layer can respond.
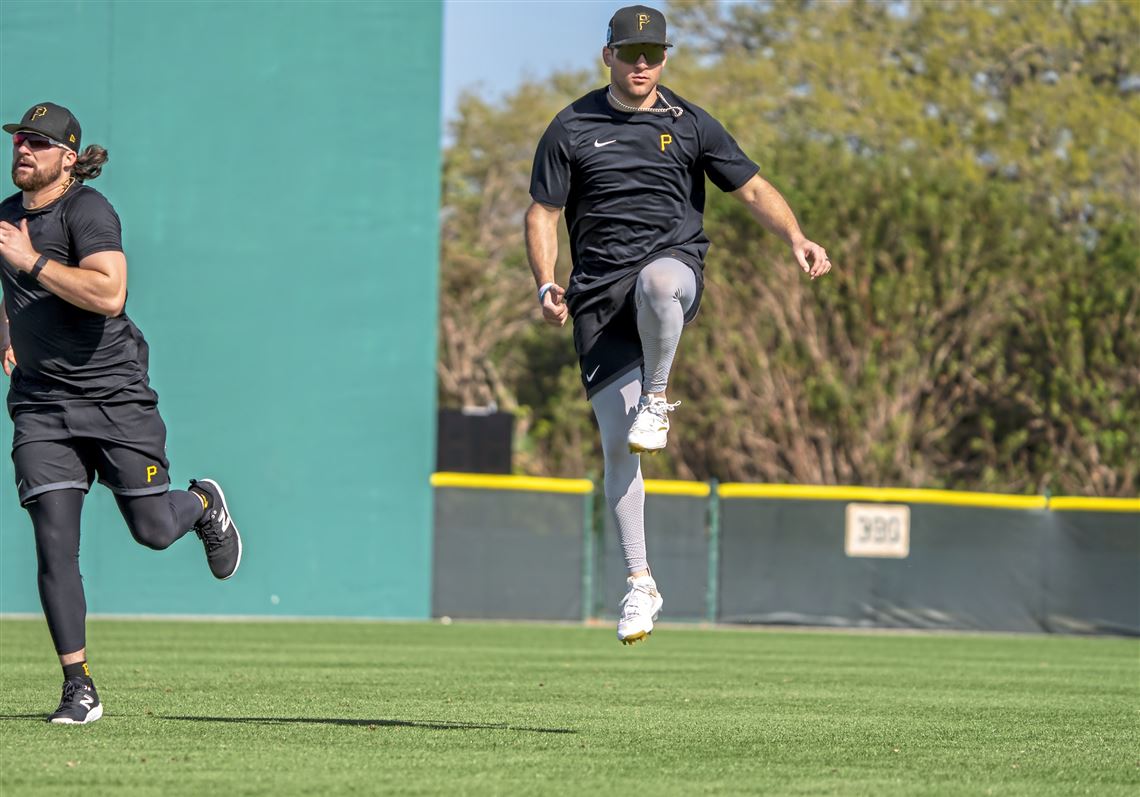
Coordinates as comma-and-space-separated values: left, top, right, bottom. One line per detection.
24, 176, 76, 211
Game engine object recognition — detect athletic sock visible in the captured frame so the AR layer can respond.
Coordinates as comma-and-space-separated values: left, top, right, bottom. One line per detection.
189, 486, 210, 511
62, 660, 92, 683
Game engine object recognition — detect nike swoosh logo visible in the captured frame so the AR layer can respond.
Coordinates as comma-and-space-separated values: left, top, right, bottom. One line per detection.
586, 365, 601, 382
594, 139, 617, 148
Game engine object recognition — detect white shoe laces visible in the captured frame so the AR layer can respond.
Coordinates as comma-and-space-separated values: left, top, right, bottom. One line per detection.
632, 398, 680, 431
619, 581, 659, 622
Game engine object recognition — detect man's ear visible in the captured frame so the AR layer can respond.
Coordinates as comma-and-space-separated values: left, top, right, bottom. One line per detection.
602, 46, 614, 67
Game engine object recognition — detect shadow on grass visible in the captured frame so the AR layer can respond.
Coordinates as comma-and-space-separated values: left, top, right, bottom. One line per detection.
161, 715, 576, 734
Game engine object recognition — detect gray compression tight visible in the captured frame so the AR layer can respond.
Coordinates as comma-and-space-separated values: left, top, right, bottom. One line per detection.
591, 370, 649, 573
590, 259, 697, 574
635, 257, 697, 395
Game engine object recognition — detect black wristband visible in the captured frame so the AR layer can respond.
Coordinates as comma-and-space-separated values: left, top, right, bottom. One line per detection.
30, 254, 48, 281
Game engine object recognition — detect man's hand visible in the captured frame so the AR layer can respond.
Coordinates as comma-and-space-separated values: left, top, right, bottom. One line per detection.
792, 237, 832, 280
542, 284, 568, 327
2, 346, 16, 377
0, 219, 39, 272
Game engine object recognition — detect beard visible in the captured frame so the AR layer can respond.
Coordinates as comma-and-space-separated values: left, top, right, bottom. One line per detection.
12, 156, 63, 192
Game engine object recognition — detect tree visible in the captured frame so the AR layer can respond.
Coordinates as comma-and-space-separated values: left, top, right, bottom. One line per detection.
437, 0, 1139, 495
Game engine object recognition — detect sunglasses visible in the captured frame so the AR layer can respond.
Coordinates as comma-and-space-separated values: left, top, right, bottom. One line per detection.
613, 43, 667, 66
12, 131, 66, 151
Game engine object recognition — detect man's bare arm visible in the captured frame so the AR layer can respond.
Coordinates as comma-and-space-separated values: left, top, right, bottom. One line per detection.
0, 219, 127, 315
731, 174, 831, 280
0, 299, 14, 376
525, 201, 569, 327
35, 250, 127, 316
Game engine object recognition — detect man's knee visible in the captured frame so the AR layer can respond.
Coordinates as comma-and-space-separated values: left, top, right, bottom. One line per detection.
131, 527, 174, 551
35, 531, 80, 575
636, 269, 679, 306
126, 514, 177, 550
119, 497, 178, 550
599, 421, 636, 459
28, 491, 84, 567
602, 444, 640, 481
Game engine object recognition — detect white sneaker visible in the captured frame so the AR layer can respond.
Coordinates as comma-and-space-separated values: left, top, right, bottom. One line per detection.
627, 396, 680, 454
617, 575, 664, 645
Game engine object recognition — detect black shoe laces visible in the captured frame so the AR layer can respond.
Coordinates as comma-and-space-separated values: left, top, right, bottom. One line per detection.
195, 510, 228, 550
58, 679, 88, 709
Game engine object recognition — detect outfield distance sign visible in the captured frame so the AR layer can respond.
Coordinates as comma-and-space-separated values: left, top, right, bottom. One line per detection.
845, 503, 910, 558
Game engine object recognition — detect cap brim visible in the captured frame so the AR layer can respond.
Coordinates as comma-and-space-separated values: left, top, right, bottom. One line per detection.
609, 37, 672, 48
2, 123, 52, 136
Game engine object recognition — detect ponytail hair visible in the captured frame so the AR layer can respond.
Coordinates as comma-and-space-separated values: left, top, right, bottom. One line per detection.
72, 144, 108, 182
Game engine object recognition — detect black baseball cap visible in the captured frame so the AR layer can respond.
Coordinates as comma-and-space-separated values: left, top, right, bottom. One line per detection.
607, 5, 672, 48
3, 102, 82, 152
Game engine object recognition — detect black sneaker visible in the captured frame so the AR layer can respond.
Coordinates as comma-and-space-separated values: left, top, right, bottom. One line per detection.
48, 678, 102, 725
189, 478, 242, 580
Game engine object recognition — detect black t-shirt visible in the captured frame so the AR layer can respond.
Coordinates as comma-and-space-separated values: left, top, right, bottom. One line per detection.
0, 183, 151, 399
529, 86, 759, 302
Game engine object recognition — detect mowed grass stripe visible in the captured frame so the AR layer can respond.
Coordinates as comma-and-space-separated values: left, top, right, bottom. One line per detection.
0, 619, 1136, 796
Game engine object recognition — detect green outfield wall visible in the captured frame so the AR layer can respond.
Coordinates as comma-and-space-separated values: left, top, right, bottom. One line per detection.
0, 1, 442, 618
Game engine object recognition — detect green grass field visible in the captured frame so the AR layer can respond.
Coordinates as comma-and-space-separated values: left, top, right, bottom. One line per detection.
0, 618, 1136, 796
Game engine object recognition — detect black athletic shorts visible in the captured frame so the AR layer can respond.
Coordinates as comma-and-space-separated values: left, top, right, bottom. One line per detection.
567, 254, 704, 398
7, 380, 171, 506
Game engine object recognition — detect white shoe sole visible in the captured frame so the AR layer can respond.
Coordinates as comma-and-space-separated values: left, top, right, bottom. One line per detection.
50, 704, 103, 724
617, 595, 664, 645
619, 629, 651, 645
628, 437, 667, 454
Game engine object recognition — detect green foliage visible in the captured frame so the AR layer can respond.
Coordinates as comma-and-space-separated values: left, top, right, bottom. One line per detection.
439, 0, 1139, 495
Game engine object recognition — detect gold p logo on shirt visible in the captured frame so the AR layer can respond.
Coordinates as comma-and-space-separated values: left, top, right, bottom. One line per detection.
660, 134, 673, 152
146, 465, 158, 483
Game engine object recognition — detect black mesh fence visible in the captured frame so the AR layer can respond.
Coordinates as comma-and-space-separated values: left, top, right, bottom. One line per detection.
431, 477, 1138, 635
597, 491, 710, 621
432, 486, 587, 620
1042, 509, 1140, 635
717, 495, 1138, 634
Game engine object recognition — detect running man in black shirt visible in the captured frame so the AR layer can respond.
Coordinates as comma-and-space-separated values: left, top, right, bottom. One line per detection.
0, 103, 242, 724
526, 6, 831, 644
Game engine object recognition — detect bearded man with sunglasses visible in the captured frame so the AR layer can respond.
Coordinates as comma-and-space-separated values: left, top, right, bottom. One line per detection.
0, 102, 242, 724
526, 5, 832, 644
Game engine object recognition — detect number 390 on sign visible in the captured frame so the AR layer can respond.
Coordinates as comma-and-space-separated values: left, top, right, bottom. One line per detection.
844, 503, 910, 558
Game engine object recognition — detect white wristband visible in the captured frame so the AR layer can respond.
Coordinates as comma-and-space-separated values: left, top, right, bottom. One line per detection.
537, 282, 556, 304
